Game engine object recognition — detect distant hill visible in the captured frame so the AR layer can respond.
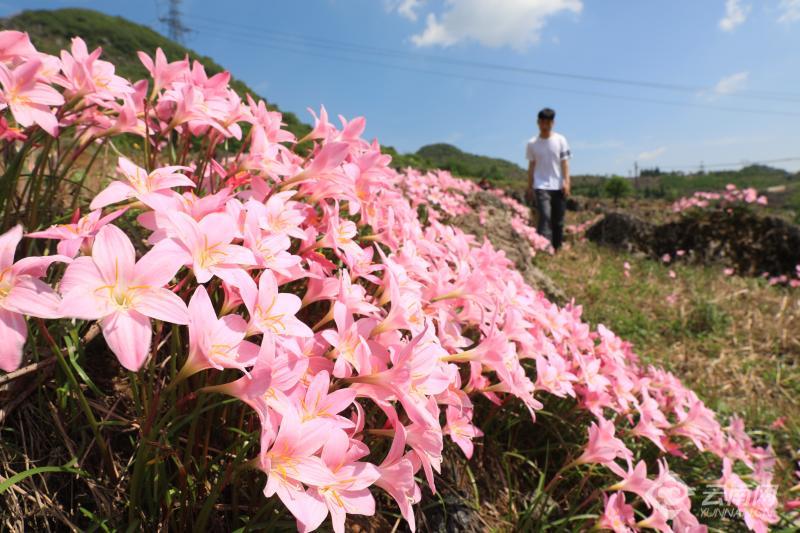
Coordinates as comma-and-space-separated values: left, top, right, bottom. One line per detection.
1, 8, 311, 139
417, 143, 528, 181
386, 143, 528, 187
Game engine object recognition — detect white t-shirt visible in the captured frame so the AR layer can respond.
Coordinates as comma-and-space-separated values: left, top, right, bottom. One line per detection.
525, 133, 571, 190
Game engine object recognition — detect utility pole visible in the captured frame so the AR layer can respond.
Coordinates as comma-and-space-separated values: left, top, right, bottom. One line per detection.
633, 161, 639, 190
160, 0, 190, 44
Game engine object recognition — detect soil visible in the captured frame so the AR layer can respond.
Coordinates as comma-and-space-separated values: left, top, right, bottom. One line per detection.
586, 209, 800, 277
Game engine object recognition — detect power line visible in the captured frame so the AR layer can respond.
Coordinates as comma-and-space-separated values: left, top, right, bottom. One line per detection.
189, 23, 800, 117
183, 13, 800, 104
645, 156, 800, 171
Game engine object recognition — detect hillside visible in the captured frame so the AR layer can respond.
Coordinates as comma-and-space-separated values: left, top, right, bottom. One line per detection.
417, 143, 527, 181
0, 8, 311, 139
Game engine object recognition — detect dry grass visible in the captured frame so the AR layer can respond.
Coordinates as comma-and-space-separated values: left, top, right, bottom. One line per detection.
539, 207, 800, 487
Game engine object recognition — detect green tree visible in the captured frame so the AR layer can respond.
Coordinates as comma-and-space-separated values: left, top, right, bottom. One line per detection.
604, 176, 633, 205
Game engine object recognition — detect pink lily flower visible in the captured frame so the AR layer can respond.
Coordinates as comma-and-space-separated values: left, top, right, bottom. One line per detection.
59, 225, 188, 370
27, 207, 127, 258
206, 338, 309, 431
256, 412, 335, 532
374, 424, 421, 531
137, 47, 189, 97
0, 58, 64, 136
242, 270, 313, 338
90, 157, 194, 210
576, 417, 632, 466
174, 285, 259, 383
0, 225, 69, 371
598, 492, 636, 532
608, 461, 653, 501
0, 31, 37, 62
320, 301, 378, 378
295, 370, 356, 428
405, 421, 443, 493
444, 405, 482, 459
160, 211, 256, 284
56, 37, 132, 102
306, 429, 381, 533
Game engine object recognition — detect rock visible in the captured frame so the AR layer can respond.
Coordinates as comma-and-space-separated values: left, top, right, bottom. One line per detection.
586, 210, 800, 277
585, 212, 653, 252
423, 494, 484, 533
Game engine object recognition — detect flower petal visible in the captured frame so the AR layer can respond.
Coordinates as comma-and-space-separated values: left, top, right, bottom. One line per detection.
134, 238, 187, 287
0, 224, 22, 270
89, 180, 135, 210
0, 308, 26, 372
136, 287, 189, 325
92, 225, 135, 285
4, 276, 61, 318
100, 310, 152, 371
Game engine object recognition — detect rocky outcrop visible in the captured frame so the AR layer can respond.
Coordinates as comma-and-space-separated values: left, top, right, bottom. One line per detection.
587, 210, 800, 277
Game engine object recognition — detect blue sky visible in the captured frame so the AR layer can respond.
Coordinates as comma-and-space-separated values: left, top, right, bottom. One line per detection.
5, 0, 800, 175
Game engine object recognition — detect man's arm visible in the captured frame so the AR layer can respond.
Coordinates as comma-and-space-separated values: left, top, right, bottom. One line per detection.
527, 160, 535, 191
526, 160, 536, 203
561, 158, 570, 197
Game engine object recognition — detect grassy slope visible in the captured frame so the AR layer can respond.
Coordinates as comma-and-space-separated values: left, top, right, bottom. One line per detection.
1, 8, 311, 139
537, 206, 800, 486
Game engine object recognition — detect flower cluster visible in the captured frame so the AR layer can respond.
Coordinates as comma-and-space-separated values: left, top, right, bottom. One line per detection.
0, 31, 784, 532
671, 184, 768, 213
763, 265, 800, 288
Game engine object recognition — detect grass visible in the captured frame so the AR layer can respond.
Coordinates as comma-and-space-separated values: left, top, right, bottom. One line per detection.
537, 212, 800, 488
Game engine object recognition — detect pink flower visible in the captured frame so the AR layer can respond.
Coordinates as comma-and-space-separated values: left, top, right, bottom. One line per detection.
0, 225, 69, 371
294, 370, 356, 428
256, 412, 334, 533
0, 31, 37, 62
176, 285, 259, 382
598, 492, 636, 532
609, 461, 652, 501
723, 267, 735, 277
444, 405, 482, 459
90, 157, 194, 210
242, 270, 313, 338
661, 254, 671, 263
374, 425, 421, 531
59, 225, 188, 370
27, 207, 127, 258
57, 37, 132, 102
160, 211, 255, 284
306, 429, 381, 533
0, 58, 64, 136
668, 269, 676, 279
576, 417, 632, 466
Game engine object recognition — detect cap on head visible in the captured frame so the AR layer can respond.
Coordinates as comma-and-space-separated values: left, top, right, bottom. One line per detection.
538, 108, 556, 121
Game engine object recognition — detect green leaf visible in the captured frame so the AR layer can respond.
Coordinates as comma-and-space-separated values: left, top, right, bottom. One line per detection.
0, 459, 86, 494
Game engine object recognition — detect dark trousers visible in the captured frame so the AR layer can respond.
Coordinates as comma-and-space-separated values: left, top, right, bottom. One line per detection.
533, 189, 565, 250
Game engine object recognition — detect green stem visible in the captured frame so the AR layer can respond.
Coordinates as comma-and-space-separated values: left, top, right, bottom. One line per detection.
36, 319, 117, 482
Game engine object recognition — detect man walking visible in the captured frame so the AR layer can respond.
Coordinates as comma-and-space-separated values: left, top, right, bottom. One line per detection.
526, 108, 571, 251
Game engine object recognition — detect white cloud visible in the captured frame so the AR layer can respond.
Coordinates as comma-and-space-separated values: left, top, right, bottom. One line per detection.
388, 0, 425, 21
778, 0, 800, 22
637, 147, 667, 161
409, 0, 583, 50
719, 0, 750, 31
713, 71, 749, 95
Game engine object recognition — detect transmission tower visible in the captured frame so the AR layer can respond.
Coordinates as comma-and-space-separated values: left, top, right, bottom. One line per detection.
160, 0, 190, 43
